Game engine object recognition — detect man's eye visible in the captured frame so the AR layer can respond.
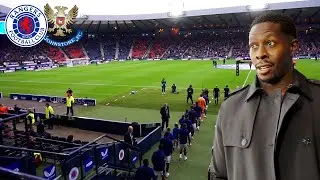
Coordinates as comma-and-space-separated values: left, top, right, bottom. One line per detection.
267, 41, 275, 47
250, 44, 258, 49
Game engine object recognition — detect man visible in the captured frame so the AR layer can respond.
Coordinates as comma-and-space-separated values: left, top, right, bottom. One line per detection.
223, 85, 230, 100
160, 132, 173, 178
135, 159, 156, 180
45, 103, 54, 129
152, 144, 166, 180
249, 60, 253, 69
26, 108, 35, 129
179, 123, 191, 161
197, 94, 206, 120
213, 85, 220, 105
210, 13, 320, 180
187, 85, 194, 104
160, 103, 170, 131
188, 106, 197, 136
193, 102, 202, 130
124, 126, 136, 146
66, 88, 73, 97
0, 104, 8, 114
161, 78, 166, 94
66, 93, 74, 116
171, 84, 177, 94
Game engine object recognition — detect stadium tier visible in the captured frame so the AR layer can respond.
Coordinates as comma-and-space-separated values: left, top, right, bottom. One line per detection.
1, 29, 319, 66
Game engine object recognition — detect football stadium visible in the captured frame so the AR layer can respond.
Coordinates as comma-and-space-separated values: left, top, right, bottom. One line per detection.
0, 0, 319, 179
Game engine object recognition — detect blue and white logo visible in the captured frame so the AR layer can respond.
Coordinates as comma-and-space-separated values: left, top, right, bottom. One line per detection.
100, 147, 109, 160
5, 162, 20, 172
43, 164, 56, 180
5, 5, 48, 47
84, 157, 94, 173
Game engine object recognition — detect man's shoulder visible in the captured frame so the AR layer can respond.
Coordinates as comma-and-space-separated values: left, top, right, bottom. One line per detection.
228, 85, 250, 98
220, 85, 250, 109
307, 79, 320, 87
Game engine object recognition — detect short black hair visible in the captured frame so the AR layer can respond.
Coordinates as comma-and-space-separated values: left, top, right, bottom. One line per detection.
250, 12, 297, 39
143, 159, 149, 166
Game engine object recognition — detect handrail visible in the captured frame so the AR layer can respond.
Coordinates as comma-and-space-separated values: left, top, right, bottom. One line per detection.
68, 134, 143, 156
15, 133, 82, 147
0, 113, 28, 123
103, 133, 142, 152
0, 145, 68, 156
137, 126, 161, 144
0, 166, 45, 180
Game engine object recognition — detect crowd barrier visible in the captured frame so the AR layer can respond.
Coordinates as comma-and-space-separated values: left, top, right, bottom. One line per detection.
9, 93, 96, 106
0, 113, 161, 179
36, 113, 160, 138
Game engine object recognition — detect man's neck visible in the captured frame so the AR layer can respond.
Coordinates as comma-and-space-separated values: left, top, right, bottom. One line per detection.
260, 69, 294, 96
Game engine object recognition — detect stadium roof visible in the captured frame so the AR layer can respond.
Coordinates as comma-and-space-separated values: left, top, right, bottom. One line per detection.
0, 0, 319, 33
75, 6, 320, 33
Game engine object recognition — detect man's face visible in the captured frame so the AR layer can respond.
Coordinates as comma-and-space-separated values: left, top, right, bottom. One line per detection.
249, 22, 298, 84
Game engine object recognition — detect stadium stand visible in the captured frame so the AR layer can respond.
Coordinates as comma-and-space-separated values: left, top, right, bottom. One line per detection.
83, 37, 102, 60
102, 37, 116, 60
118, 38, 133, 60
61, 42, 86, 59
147, 38, 173, 59
131, 38, 151, 59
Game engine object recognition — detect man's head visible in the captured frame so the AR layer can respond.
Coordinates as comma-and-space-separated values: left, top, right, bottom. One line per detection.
128, 126, 133, 133
164, 103, 167, 107
190, 105, 193, 110
45, 103, 49, 107
249, 13, 298, 84
143, 159, 149, 166
226, 85, 228, 88
189, 85, 192, 88
164, 132, 169, 138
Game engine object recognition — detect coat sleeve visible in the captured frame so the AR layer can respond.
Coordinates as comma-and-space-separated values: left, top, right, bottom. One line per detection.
210, 111, 228, 180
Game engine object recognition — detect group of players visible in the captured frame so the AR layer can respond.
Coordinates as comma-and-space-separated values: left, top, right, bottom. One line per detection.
161, 78, 231, 104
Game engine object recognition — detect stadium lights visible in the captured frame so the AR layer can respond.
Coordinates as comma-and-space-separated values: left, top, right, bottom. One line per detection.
167, 0, 185, 17
247, 2, 269, 11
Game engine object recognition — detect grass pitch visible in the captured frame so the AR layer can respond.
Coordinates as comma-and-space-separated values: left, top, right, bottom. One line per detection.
0, 59, 319, 179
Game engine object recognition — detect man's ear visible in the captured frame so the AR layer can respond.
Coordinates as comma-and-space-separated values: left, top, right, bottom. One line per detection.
290, 39, 299, 57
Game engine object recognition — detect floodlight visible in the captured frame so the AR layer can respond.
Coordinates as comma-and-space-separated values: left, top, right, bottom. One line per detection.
247, 2, 269, 11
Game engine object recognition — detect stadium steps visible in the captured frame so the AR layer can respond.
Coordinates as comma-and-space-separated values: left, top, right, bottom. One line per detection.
128, 39, 134, 59
161, 44, 172, 59
142, 40, 154, 59
115, 40, 119, 59
81, 44, 90, 59
228, 45, 234, 57
59, 47, 71, 60
100, 42, 105, 60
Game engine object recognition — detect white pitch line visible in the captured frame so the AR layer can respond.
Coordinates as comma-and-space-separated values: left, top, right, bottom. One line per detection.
0, 79, 207, 90
242, 69, 252, 87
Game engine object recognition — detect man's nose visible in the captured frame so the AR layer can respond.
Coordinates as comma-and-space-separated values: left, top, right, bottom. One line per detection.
256, 46, 268, 60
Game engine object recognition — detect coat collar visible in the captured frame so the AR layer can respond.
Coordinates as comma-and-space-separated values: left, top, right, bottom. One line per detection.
245, 70, 312, 102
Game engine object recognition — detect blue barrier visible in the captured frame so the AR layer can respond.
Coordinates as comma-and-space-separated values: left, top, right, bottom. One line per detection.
36, 113, 160, 137
9, 93, 96, 106
137, 126, 162, 153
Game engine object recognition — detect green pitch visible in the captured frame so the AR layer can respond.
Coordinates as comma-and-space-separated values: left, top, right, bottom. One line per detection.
0, 59, 319, 179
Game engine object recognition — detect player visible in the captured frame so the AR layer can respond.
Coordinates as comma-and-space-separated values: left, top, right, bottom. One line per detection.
161, 78, 166, 94
179, 123, 191, 161
172, 123, 180, 149
187, 85, 194, 104
213, 85, 220, 105
171, 84, 178, 94
160, 132, 173, 178
224, 85, 230, 100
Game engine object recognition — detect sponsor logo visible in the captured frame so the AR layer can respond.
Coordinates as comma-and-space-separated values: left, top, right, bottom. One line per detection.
5, 5, 48, 47
69, 167, 79, 180
100, 147, 109, 160
119, 149, 125, 161
43, 164, 56, 179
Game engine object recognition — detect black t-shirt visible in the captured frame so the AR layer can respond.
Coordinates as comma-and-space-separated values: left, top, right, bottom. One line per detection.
187, 87, 193, 95
224, 88, 230, 96
214, 88, 220, 96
